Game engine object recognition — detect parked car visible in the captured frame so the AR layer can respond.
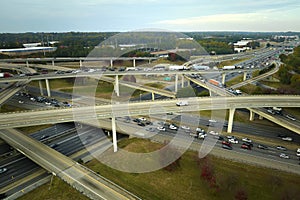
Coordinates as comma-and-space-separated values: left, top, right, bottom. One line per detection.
0, 167, 7, 174
222, 141, 232, 146
228, 138, 238, 144
157, 127, 166, 131
169, 124, 178, 130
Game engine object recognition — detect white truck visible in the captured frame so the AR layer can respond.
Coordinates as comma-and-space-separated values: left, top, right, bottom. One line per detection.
176, 101, 188, 106
192, 65, 209, 70
223, 65, 236, 70
169, 65, 188, 71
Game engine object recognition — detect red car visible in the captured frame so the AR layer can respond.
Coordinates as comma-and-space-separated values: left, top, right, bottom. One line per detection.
222, 141, 232, 146
241, 144, 251, 150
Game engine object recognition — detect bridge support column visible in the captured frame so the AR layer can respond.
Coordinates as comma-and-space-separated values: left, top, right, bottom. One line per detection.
110, 59, 113, 67
259, 115, 263, 120
26, 61, 29, 67
133, 58, 136, 67
148, 59, 151, 64
45, 79, 51, 97
243, 72, 247, 81
79, 60, 83, 67
152, 92, 155, 101
181, 75, 185, 88
52, 60, 55, 66
112, 116, 118, 152
39, 80, 44, 96
175, 74, 178, 93
222, 73, 226, 85
227, 108, 235, 133
249, 110, 255, 121
114, 75, 119, 97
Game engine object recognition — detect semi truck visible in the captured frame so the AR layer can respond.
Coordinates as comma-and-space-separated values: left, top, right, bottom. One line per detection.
222, 65, 236, 70
208, 79, 222, 87
192, 65, 210, 70
169, 65, 189, 71
0, 72, 13, 78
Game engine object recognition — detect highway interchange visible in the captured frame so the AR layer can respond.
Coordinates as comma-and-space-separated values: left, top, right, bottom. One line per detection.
0, 43, 300, 199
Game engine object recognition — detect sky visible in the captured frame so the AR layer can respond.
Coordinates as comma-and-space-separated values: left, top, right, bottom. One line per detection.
0, 0, 300, 33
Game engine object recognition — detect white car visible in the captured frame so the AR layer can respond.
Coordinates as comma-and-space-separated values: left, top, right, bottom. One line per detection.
208, 119, 217, 123
196, 128, 205, 133
138, 117, 147, 121
285, 114, 296, 121
279, 153, 289, 159
198, 133, 207, 139
0, 167, 7, 174
228, 138, 238, 144
169, 124, 178, 130
18, 100, 24, 104
281, 137, 293, 142
181, 126, 190, 130
209, 130, 219, 136
242, 138, 252, 143
157, 127, 166, 131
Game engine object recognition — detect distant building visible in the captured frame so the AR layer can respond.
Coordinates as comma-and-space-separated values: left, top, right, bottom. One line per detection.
233, 40, 252, 53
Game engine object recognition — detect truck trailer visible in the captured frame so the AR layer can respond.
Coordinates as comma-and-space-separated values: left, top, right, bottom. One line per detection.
208, 79, 222, 87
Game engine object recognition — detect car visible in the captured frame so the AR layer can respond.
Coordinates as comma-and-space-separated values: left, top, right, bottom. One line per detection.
242, 138, 252, 143
145, 127, 156, 132
228, 138, 238, 144
208, 119, 217, 123
296, 148, 300, 157
138, 117, 147, 121
176, 101, 188, 106
277, 134, 287, 138
181, 125, 190, 130
276, 146, 287, 151
40, 135, 49, 140
281, 137, 293, 142
222, 141, 232, 146
169, 124, 178, 130
18, 100, 24, 104
285, 114, 296, 121
157, 126, 166, 131
209, 130, 219, 136
198, 133, 207, 139
49, 143, 58, 148
279, 153, 289, 159
196, 128, 205, 133
0, 167, 7, 174
241, 144, 251, 150
166, 112, 173, 115
257, 144, 268, 150
145, 121, 153, 125
242, 142, 253, 147
222, 144, 233, 150
133, 118, 141, 123
137, 122, 145, 127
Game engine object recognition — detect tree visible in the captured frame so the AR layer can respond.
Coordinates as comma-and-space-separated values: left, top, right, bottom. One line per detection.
278, 65, 292, 84
235, 188, 248, 200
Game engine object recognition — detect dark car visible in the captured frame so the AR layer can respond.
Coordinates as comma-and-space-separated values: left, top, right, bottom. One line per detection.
222, 144, 233, 150
257, 144, 268, 150
243, 142, 253, 147
137, 122, 145, 127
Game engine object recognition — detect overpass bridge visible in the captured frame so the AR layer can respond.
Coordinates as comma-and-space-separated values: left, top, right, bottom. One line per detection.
0, 129, 139, 200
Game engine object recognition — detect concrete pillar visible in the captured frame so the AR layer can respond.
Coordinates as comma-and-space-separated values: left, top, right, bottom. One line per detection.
243, 72, 247, 81
148, 59, 151, 64
151, 92, 155, 101
249, 110, 255, 121
39, 80, 44, 96
181, 75, 185, 88
112, 116, 118, 152
26, 61, 29, 67
79, 60, 83, 67
187, 80, 190, 86
52, 60, 55, 66
115, 75, 119, 97
175, 74, 178, 93
227, 108, 236, 133
45, 79, 51, 97
133, 58, 136, 67
259, 115, 263, 120
222, 73, 226, 85
110, 59, 113, 67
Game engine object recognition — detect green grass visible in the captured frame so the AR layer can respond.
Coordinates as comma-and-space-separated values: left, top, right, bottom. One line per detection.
225, 74, 243, 87
18, 125, 53, 134
17, 138, 300, 200
0, 105, 25, 113
259, 80, 283, 89
85, 138, 300, 200
18, 176, 89, 200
